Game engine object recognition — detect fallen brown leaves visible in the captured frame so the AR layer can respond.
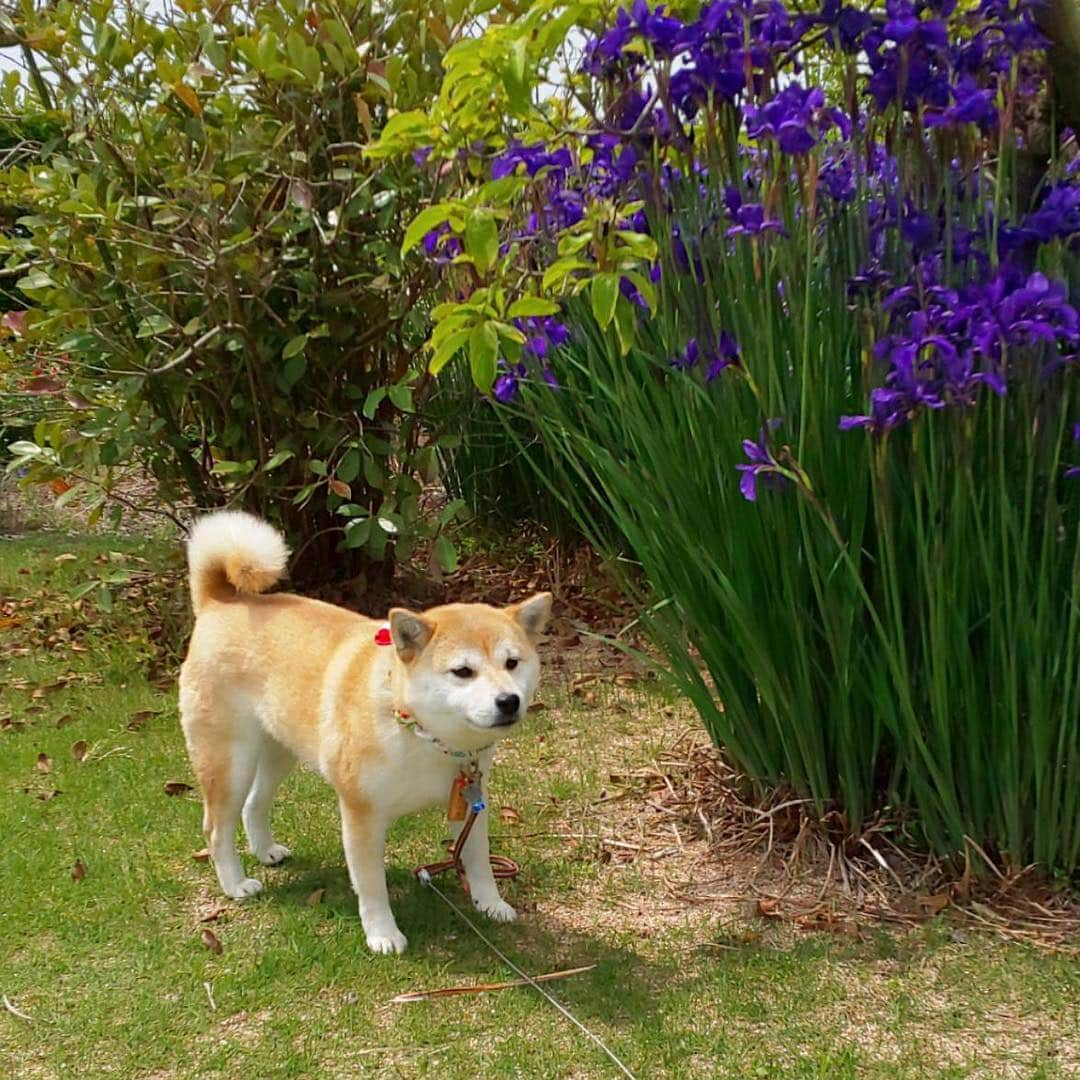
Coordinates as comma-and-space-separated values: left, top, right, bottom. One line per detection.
200, 928, 223, 955
590, 729, 1080, 955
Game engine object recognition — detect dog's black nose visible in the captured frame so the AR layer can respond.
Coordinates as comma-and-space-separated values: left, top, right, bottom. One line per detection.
495, 693, 520, 718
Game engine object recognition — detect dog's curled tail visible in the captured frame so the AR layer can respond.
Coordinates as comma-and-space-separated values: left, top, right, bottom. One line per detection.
187, 510, 289, 615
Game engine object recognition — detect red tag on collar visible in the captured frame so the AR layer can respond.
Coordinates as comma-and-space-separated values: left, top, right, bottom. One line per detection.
374, 624, 392, 646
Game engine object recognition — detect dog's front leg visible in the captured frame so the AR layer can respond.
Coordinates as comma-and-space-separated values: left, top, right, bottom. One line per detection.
339, 797, 407, 954
453, 803, 517, 923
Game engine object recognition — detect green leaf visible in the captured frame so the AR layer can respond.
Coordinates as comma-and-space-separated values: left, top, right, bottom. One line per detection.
336, 448, 361, 483
308, 459, 327, 476
262, 449, 295, 472
211, 459, 255, 476
282, 333, 308, 359
465, 209, 499, 274
388, 385, 414, 413
336, 502, 368, 518
6, 441, 41, 458
136, 314, 172, 338
70, 580, 100, 603
542, 258, 590, 292
507, 297, 560, 319
363, 455, 385, 488
362, 386, 387, 419
613, 295, 637, 356
429, 327, 472, 375
469, 322, 499, 389
16, 269, 56, 291
343, 517, 372, 548
591, 273, 620, 329
439, 497, 467, 526
622, 269, 657, 311
401, 202, 458, 256
282, 354, 306, 387
434, 534, 459, 573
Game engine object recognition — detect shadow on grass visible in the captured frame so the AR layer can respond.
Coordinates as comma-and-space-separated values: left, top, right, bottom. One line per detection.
262, 856, 675, 1030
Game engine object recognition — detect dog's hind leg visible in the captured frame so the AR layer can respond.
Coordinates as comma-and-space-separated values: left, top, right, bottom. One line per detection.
242, 738, 295, 866
184, 707, 264, 900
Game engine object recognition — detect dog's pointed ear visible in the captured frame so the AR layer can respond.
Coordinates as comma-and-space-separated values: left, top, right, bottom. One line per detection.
508, 592, 552, 641
389, 608, 434, 660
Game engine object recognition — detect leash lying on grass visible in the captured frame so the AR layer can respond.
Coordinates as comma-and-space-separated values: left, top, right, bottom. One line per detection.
408, 779, 637, 1078
416, 872, 637, 1080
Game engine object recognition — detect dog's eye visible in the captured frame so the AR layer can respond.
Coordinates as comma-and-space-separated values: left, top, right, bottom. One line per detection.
505, 658, 519, 671
451, 666, 474, 679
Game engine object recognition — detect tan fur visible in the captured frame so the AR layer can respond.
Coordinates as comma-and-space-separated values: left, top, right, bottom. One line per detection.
178, 510, 550, 953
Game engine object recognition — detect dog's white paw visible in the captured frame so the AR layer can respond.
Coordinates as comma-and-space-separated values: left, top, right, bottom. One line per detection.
475, 897, 517, 923
227, 877, 263, 899
366, 928, 408, 955
255, 843, 291, 866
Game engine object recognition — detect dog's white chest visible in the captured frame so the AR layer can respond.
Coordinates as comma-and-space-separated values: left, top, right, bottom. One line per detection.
364, 737, 474, 819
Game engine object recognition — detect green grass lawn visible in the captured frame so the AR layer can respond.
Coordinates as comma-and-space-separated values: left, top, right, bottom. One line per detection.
1, 532, 1076, 1079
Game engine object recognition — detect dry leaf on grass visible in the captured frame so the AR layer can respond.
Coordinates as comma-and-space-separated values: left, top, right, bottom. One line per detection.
71, 740, 87, 763
37, 789, 61, 801
127, 710, 157, 732
35, 752, 52, 773
163, 781, 193, 796
794, 912, 858, 935
192, 848, 210, 862
499, 807, 523, 825
55, 714, 75, 729
71, 859, 86, 883
305, 887, 325, 907
918, 892, 951, 914
198, 904, 228, 923
200, 929, 223, 954
53, 553, 78, 563
390, 964, 596, 1004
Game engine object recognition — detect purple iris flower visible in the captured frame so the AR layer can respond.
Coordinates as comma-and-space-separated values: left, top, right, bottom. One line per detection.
745, 85, 834, 156
670, 337, 700, 372
620, 276, 649, 308
493, 362, 525, 404
513, 316, 571, 360
492, 142, 572, 180
706, 331, 741, 381
422, 224, 463, 264
726, 202, 786, 238
736, 419, 787, 502
925, 77, 998, 130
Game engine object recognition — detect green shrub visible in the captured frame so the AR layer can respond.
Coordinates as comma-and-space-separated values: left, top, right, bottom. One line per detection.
0, 1, 463, 581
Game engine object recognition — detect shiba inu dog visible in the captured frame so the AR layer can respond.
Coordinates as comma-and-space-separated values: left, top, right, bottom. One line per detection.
177, 510, 550, 954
